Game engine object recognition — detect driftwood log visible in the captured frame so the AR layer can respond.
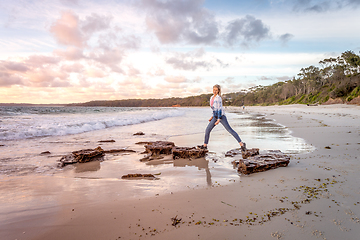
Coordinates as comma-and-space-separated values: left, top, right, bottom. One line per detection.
226, 149, 290, 175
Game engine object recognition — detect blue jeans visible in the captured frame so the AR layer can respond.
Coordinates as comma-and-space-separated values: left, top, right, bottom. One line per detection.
204, 115, 242, 144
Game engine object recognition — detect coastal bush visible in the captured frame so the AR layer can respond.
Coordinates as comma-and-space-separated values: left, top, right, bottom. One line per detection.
346, 86, 360, 102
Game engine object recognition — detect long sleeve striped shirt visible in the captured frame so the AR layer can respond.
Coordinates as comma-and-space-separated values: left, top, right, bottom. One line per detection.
210, 95, 225, 119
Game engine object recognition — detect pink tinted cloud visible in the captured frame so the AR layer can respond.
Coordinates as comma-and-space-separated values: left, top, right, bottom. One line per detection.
50, 11, 84, 47
0, 72, 24, 86
164, 75, 188, 83
54, 47, 84, 60
50, 11, 113, 48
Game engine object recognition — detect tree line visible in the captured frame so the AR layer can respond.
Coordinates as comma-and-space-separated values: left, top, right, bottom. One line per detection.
69, 51, 360, 107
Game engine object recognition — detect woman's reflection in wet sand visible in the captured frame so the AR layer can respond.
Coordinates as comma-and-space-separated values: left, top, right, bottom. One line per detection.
173, 157, 212, 186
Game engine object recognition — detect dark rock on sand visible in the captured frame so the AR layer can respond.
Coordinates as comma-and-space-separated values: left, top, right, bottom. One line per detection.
58, 146, 137, 167
140, 141, 208, 161
232, 149, 290, 175
133, 131, 145, 135
172, 146, 207, 159
40, 151, 51, 155
98, 139, 116, 143
225, 148, 260, 159
144, 141, 175, 155
121, 173, 158, 180
58, 146, 105, 167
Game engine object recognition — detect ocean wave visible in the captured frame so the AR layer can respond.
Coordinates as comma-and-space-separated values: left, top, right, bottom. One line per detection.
0, 108, 184, 141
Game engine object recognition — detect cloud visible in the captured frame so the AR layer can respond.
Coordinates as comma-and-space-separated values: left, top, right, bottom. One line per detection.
0, 60, 29, 72
81, 13, 112, 35
89, 48, 125, 73
50, 11, 84, 47
142, 0, 219, 44
54, 47, 84, 60
225, 15, 271, 47
292, 0, 360, 12
166, 48, 213, 71
127, 66, 141, 76
25, 68, 70, 87
24, 55, 60, 67
118, 35, 142, 49
59, 0, 80, 5
279, 33, 294, 46
147, 68, 165, 76
0, 72, 24, 86
61, 63, 85, 73
50, 11, 112, 48
164, 76, 188, 83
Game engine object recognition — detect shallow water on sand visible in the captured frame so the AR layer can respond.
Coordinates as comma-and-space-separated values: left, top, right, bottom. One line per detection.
0, 107, 313, 226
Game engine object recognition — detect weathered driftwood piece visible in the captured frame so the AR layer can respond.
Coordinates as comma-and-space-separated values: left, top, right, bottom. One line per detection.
172, 146, 208, 159
233, 150, 290, 175
58, 146, 104, 167
225, 148, 260, 159
121, 173, 158, 180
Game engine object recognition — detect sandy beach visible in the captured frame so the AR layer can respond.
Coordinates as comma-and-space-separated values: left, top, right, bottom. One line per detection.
2, 104, 360, 240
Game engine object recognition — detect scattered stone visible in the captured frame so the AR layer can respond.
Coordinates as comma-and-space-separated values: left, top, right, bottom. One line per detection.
121, 173, 158, 180
58, 146, 105, 167
140, 141, 207, 161
242, 148, 260, 159
325, 146, 331, 149
0, 144, 4, 147
98, 139, 115, 143
40, 151, 51, 155
172, 146, 207, 159
144, 141, 175, 156
225, 148, 260, 159
307, 103, 319, 106
133, 131, 145, 135
232, 150, 290, 175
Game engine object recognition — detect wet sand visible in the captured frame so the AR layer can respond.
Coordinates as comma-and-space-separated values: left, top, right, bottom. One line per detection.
3, 104, 360, 240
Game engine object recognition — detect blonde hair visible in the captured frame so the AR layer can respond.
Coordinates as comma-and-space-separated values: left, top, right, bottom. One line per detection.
213, 84, 221, 96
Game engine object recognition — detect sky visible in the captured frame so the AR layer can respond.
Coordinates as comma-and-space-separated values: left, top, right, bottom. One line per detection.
0, 0, 360, 104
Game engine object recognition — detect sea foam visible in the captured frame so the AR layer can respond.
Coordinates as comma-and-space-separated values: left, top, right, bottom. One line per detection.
0, 107, 184, 141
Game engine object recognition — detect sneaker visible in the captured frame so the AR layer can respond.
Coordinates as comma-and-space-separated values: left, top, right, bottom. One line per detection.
197, 145, 207, 150
240, 142, 247, 152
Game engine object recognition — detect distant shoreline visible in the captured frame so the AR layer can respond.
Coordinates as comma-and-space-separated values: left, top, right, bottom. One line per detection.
0, 103, 66, 107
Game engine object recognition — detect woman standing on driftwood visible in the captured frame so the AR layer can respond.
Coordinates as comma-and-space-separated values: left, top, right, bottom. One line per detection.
198, 84, 246, 151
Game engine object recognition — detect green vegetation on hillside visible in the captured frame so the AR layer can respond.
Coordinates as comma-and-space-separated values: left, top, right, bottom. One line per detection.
70, 51, 360, 107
